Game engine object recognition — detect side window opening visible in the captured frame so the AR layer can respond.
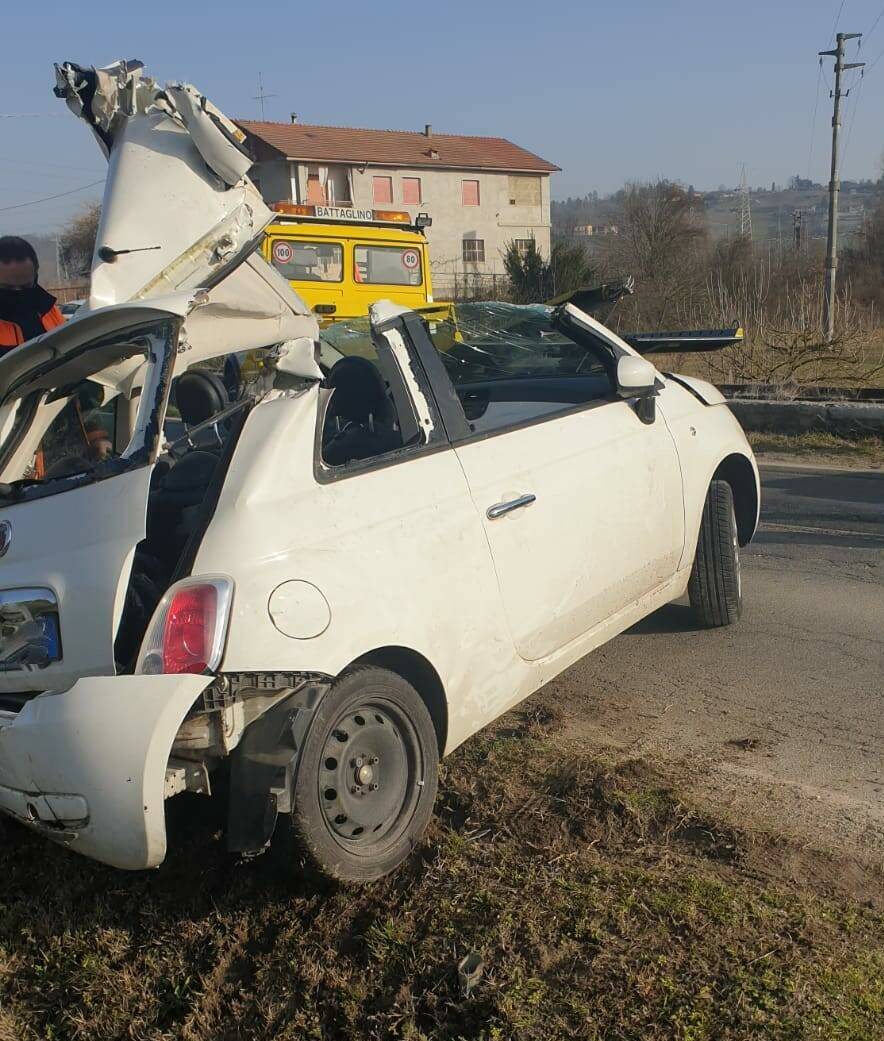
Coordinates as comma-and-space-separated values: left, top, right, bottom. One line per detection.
422, 303, 617, 436
318, 325, 425, 469
35, 384, 121, 480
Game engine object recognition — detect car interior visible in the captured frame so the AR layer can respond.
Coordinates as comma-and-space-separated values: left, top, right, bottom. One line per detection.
115, 357, 256, 668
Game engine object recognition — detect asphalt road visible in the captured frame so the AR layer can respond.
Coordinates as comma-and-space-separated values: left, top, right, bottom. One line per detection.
545, 464, 884, 857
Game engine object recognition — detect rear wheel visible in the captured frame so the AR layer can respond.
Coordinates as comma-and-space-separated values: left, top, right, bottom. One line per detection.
291, 666, 439, 882
688, 479, 742, 627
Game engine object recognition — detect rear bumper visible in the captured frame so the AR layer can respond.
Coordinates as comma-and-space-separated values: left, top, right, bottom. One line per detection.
0, 674, 212, 869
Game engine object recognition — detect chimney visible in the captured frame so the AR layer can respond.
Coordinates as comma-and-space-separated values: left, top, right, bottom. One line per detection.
290, 112, 298, 124
424, 123, 432, 138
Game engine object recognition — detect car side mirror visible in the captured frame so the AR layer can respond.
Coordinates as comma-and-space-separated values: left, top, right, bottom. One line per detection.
616, 355, 659, 423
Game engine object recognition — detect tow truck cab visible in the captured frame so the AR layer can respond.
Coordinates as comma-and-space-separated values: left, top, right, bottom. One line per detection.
263, 204, 443, 323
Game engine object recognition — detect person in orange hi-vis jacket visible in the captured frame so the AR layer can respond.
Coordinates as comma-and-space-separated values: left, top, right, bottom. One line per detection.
0, 236, 65, 354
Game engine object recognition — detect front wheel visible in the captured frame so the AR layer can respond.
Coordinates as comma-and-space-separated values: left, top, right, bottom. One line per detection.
290, 666, 439, 883
688, 479, 742, 628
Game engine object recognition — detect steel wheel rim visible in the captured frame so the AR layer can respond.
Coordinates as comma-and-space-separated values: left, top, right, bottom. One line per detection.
317, 698, 422, 854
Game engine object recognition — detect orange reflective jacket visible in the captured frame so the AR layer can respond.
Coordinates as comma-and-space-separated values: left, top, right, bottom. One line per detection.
0, 303, 64, 351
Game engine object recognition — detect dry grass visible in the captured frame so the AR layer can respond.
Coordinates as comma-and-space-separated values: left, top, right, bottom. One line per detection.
747, 431, 884, 468
1, 711, 882, 1040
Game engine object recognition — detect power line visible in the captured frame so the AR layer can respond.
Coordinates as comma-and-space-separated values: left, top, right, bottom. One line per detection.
866, 3, 884, 40
840, 69, 865, 169
0, 179, 104, 214
829, 0, 847, 42
0, 156, 104, 175
807, 57, 824, 178
864, 38, 884, 71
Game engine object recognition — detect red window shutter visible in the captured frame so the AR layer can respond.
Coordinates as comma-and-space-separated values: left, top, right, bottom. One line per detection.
306, 174, 326, 204
402, 177, 422, 205
462, 179, 480, 206
373, 176, 393, 204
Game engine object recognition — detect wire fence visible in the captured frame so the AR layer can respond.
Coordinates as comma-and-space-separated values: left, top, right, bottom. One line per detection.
431, 272, 512, 302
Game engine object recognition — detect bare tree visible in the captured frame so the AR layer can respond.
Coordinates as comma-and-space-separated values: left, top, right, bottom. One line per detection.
600, 181, 708, 328
58, 202, 100, 281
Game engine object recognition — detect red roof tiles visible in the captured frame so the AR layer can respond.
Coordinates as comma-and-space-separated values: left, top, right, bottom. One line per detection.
238, 120, 559, 174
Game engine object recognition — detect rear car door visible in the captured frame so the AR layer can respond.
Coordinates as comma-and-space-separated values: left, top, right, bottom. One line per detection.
0, 308, 178, 693
413, 305, 685, 662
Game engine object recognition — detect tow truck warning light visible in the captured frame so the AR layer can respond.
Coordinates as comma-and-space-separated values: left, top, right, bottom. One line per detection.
271, 202, 428, 227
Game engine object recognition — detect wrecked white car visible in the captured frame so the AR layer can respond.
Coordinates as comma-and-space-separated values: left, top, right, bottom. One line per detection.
0, 61, 759, 882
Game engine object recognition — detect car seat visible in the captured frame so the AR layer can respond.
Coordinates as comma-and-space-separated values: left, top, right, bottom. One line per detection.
323, 356, 402, 465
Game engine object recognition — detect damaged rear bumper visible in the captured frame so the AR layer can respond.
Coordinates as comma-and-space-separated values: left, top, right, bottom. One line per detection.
0, 675, 211, 869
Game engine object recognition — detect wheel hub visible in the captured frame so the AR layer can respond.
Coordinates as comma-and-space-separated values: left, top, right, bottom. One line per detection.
319, 704, 410, 846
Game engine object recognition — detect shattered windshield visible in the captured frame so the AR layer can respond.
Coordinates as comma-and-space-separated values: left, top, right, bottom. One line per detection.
0, 320, 174, 503
424, 302, 610, 384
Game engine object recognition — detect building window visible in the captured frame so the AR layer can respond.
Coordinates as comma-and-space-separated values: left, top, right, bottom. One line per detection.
306, 165, 327, 204
462, 238, 485, 263
462, 179, 480, 206
402, 177, 422, 205
508, 175, 541, 206
512, 238, 535, 258
372, 175, 393, 204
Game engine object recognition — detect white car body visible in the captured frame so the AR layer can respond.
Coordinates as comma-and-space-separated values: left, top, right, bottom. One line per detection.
0, 62, 760, 871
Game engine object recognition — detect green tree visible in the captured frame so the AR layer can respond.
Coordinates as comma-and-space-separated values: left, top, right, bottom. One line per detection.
503, 239, 595, 303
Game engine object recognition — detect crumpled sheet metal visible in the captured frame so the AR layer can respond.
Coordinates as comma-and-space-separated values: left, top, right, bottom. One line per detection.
53, 57, 319, 374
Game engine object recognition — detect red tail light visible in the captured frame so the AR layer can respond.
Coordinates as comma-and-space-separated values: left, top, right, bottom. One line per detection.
163, 584, 218, 675
136, 576, 233, 676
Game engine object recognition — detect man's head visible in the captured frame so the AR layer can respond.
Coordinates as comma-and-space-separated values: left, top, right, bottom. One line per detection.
0, 236, 39, 291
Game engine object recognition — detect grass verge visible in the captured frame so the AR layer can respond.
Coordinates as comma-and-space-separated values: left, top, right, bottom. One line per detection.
748, 430, 884, 467
1, 713, 882, 1040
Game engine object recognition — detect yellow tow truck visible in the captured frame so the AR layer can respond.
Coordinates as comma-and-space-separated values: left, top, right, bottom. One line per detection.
263, 203, 446, 324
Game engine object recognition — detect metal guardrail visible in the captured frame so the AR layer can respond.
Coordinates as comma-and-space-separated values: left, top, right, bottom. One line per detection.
721, 384, 884, 403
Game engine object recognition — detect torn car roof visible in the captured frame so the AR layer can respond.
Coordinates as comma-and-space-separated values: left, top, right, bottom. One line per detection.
51, 59, 319, 373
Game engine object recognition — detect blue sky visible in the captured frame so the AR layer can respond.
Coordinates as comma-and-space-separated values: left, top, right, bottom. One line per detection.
2, 0, 883, 234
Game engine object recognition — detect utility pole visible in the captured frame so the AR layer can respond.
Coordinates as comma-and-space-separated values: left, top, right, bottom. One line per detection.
819, 32, 864, 341
792, 209, 804, 253
737, 164, 752, 240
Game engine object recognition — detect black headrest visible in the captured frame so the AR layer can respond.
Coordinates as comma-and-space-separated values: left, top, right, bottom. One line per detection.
327, 356, 390, 423
175, 370, 228, 426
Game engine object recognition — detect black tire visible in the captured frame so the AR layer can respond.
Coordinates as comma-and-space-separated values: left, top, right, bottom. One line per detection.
290, 666, 439, 883
688, 480, 742, 628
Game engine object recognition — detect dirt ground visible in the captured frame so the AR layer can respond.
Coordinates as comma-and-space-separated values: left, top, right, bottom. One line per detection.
1, 703, 882, 1041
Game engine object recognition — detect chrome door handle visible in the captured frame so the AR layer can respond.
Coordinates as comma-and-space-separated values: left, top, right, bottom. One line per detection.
486, 493, 536, 519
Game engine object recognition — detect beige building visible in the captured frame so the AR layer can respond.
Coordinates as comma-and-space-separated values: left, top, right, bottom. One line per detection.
238, 119, 559, 295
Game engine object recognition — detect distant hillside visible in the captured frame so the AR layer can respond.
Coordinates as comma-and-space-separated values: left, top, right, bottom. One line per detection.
553, 181, 882, 248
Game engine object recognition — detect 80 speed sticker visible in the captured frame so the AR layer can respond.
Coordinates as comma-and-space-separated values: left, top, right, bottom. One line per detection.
401, 249, 420, 270
272, 241, 294, 264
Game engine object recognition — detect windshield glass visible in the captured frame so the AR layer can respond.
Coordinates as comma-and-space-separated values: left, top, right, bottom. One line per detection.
424, 302, 610, 385
270, 239, 343, 282
0, 319, 175, 503
354, 245, 422, 286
